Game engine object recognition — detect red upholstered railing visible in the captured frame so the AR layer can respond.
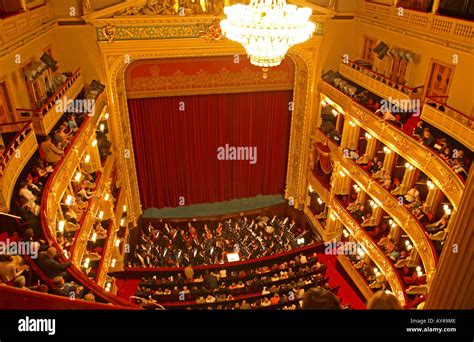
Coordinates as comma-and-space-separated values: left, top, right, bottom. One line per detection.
112, 243, 324, 278
0, 285, 136, 310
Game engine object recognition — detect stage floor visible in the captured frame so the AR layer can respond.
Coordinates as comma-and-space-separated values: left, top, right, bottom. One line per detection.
143, 194, 285, 219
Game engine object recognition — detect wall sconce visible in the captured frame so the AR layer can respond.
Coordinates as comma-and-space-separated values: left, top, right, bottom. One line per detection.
321, 100, 328, 107
383, 147, 391, 154
91, 139, 97, 147
84, 154, 91, 163
332, 109, 338, 117
426, 180, 435, 190
308, 185, 314, 193
365, 133, 372, 140
58, 220, 65, 233
405, 162, 414, 170
349, 121, 356, 127
74, 171, 82, 182
316, 198, 323, 205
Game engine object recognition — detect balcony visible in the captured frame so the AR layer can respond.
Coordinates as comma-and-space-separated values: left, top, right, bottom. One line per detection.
318, 129, 438, 284
0, 2, 55, 45
18, 68, 84, 136
338, 60, 423, 110
0, 121, 37, 210
320, 80, 465, 210
356, 1, 474, 47
330, 194, 407, 306
421, 97, 474, 152
337, 254, 374, 302
71, 154, 115, 268
306, 171, 406, 304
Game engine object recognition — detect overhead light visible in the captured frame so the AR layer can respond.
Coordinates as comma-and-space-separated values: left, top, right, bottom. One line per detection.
104, 193, 109, 201
91, 232, 97, 243
111, 259, 116, 267
123, 205, 127, 212
84, 154, 91, 163
220, 0, 316, 68
365, 133, 372, 140
104, 113, 109, 120
339, 171, 345, 177
316, 198, 323, 205
308, 185, 314, 193
405, 162, 414, 170
321, 100, 327, 107
84, 258, 90, 268
91, 139, 97, 147
332, 109, 339, 116
383, 147, 391, 154
99, 123, 105, 132
65, 195, 73, 205
115, 238, 121, 247
349, 121, 356, 127
120, 218, 125, 226
98, 211, 104, 220
330, 213, 336, 221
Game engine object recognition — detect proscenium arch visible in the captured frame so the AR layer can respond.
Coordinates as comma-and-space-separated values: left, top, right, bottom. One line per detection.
100, 40, 319, 223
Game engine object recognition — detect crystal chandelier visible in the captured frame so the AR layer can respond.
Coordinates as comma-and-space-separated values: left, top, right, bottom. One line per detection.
220, 0, 316, 68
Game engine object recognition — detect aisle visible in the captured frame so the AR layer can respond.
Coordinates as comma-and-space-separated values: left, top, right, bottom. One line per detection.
317, 253, 366, 310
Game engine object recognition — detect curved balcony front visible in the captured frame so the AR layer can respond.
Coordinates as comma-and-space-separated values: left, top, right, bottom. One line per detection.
0, 121, 37, 210
320, 81, 465, 211
39, 93, 133, 307
307, 173, 407, 305
319, 131, 438, 284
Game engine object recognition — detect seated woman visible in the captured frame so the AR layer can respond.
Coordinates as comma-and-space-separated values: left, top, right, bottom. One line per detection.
439, 146, 451, 160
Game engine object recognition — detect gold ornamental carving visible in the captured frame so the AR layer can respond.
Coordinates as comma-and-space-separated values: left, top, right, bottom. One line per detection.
102, 25, 117, 43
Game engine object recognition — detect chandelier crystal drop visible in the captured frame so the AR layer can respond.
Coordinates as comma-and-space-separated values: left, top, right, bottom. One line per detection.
220, 0, 317, 68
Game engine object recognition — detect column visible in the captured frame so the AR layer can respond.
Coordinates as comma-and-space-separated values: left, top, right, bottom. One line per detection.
392, 162, 417, 196
425, 167, 474, 309
431, 0, 440, 14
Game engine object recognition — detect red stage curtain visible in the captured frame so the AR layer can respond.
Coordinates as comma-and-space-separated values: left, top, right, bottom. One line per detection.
127, 90, 293, 209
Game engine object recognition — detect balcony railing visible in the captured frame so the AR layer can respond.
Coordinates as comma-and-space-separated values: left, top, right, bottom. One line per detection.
320, 80, 465, 210
0, 121, 37, 210
421, 97, 474, 152
38, 93, 133, 306
337, 254, 374, 301
17, 68, 83, 136
318, 129, 438, 284
357, 1, 474, 46
0, 3, 55, 45
95, 219, 117, 287
338, 60, 424, 110
306, 170, 406, 304
72, 154, 115, 267
330, 194, 408, 306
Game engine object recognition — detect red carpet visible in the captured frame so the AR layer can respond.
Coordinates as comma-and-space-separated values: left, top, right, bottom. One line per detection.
317, 253, 366, 310
115, 278, 140, 303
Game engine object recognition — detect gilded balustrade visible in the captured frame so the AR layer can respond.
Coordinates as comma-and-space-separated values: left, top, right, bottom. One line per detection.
305, 168, 406, 304
72, 154, 115, 267
320, 81, 464, 210
337, 254, 374, 301
320, 130, 438, 285
330, 196, 407, 306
